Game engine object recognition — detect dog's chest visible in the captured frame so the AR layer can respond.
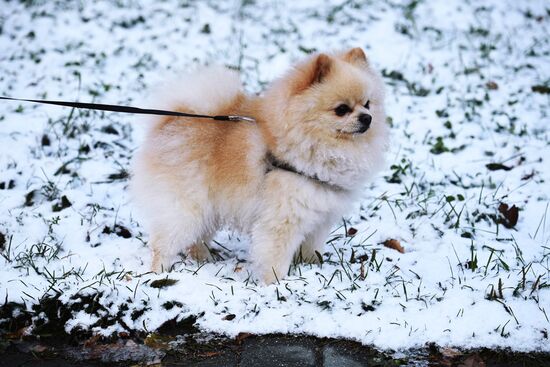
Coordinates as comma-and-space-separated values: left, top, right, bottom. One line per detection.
212, 157, 355, 235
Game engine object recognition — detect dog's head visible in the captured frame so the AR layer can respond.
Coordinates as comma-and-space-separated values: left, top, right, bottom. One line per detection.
261, 48, 389, 187
272, 48, 386, 144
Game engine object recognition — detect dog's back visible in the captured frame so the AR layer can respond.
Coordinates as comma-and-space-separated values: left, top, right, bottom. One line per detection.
131, 66, 266, 270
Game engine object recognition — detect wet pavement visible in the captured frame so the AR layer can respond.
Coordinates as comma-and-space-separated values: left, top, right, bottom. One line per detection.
2, 333, 550, 366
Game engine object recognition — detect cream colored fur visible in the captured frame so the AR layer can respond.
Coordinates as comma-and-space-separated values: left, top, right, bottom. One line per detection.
131, 48, 389, 283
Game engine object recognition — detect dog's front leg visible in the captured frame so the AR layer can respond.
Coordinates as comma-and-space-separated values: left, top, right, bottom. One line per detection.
250, 215, 308, 284
299, 223, 332, 264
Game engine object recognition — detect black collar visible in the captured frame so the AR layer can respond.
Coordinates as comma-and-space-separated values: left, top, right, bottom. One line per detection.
265, 152, 346, 191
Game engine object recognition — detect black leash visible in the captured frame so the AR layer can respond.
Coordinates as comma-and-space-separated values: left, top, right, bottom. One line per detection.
1, 96, 346, 190
266, 152, 345, 191
0, 96, 256, 122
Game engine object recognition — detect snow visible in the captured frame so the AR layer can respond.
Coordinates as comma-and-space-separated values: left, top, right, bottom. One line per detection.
1, 0, 549, 352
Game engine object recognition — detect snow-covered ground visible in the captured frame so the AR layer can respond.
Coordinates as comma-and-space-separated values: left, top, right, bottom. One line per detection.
0, 0, 549, 352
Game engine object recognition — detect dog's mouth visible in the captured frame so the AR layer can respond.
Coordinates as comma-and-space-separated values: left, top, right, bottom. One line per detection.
353, 124, 370, 134
336, 129, 369, 138
337, 114, 372, 136
337, 125, 371, 136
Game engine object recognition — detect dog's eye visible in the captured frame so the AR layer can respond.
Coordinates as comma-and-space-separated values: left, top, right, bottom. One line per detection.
364, 100, 371, 109
334, 104, 351, 116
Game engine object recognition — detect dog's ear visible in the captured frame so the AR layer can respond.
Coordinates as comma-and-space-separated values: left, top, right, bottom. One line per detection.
343, 47, 369, 68
310, 53, 333, 84
290, 53, 333, 94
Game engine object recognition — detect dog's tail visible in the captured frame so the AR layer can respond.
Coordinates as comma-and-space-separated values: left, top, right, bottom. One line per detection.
145, 65, 244, 119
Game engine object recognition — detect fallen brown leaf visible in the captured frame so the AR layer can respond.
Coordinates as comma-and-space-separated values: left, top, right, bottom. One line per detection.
118, 331, 130, 338
486, 81, 498, 90
498, 203, 519, 228
383, 239, 405, 253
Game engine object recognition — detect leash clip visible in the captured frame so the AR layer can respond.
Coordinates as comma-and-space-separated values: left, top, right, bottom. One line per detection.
226, 115, 256, 123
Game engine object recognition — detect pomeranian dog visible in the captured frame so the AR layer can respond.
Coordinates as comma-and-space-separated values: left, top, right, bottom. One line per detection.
131, 48, 388, 283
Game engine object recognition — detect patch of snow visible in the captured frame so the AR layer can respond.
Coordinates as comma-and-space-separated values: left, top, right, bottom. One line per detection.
0, 0, 549, 352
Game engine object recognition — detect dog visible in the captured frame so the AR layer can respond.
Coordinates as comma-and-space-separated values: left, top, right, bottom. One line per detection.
131, 48, 389, 283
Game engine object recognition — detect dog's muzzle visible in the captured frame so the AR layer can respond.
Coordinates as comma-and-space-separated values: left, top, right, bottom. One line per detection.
356, 113, 372, 133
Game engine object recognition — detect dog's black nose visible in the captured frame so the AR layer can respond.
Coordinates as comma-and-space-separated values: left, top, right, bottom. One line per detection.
357, 113, 372, 133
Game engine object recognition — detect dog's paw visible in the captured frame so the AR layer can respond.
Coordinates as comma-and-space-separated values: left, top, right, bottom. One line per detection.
150, 258, 167, 273
258, 265, 288, 285
260, 272, 277, 285
151, 251, 175, 273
